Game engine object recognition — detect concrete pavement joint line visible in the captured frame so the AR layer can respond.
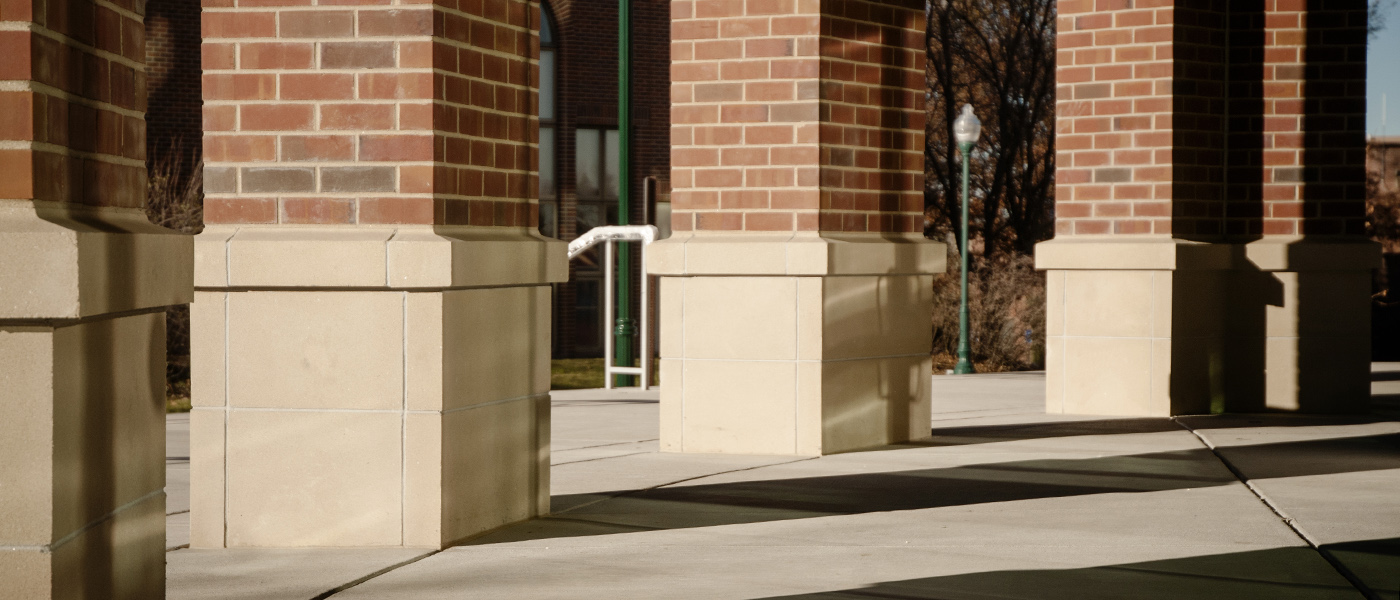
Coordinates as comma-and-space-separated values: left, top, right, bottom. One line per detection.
1172, 418, 1382, 600
310, 550, 441, 600
552, 451, 652, 467
553, 456, 821, 516
557, 438, 659, 452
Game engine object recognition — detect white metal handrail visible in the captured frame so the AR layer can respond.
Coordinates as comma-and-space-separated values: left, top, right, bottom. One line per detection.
568, 225, 658, 390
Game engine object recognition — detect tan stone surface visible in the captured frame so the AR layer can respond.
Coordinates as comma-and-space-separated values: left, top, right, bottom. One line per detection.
50, 314, 167, 542
1063, 270, 1153, 338
441, 286, 551, 410
0, 203, 192, 319
403, 412, 444, 547
821, 275, 932, 360
1061, 337, 1154, 416
681, 277, 797, 360
657, 236, 941, 455
190, 292, 227, 408
227, 291, 404, 410
819, 355, 932, 453
404, 292, 445, 411
0, 328, 54, 545
648, 233, 945, 277
229, 228, 392, 288
439, 396, 550, 545
225, 410, 403, 546
48, 488, 165, 600
680, 360, 798, 454
189, 408, 227, 549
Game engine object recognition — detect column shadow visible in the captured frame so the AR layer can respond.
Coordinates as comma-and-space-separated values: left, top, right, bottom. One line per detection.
749, 540, 1399, 599
465, 431, 1400, 546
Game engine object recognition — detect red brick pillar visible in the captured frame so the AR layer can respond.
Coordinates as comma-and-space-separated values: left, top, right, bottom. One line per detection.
191, 0, 565, 548
0, 0, 191, 595
1223, 3, 1376, 412
651, 0, 944, 455
1037, 1, 1375, 416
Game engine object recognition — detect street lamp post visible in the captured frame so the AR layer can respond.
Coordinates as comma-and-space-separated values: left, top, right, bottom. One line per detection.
952, 104, 981, 375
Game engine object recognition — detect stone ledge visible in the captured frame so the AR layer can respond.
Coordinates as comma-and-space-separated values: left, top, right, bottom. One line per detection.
195, 225, 569, 290
646, 232, 947, 276
1035, 236, 1380, 272
0, 202, 193, 320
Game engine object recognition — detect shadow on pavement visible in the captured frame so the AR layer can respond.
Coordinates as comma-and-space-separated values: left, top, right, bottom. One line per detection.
748, 540, 1399, 600
919, 418, 1182, 447
468, 433, 1400, 546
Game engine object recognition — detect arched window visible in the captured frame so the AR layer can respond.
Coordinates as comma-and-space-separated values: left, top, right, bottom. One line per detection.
538, 5, 558, 237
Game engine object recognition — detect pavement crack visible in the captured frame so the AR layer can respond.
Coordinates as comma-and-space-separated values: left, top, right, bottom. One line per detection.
552, 451, 651, 467
553, 456, 820, 516
310, 550, 441, 600
559, 438, 659, 452
1172, 417, 1381, 600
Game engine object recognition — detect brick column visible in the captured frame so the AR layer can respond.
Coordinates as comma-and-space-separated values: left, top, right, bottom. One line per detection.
651, 0, 944, 455
191, 0, 565, 548
1222, 3, 1376, 413
0, 0, 191, 595
1036, 1, 1375, 416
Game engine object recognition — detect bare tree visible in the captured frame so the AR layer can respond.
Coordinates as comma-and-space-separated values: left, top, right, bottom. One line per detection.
925, 0, 1056, 259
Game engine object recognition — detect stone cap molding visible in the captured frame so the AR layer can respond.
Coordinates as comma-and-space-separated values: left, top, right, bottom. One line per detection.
0, 201, 193, 320
646, 232, 947, 277
1035, 236, 1380, 273
195, 226, 569, 290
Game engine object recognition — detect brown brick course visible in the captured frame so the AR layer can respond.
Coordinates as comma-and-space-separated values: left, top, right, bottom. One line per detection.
1055, 1, 1367, 239
201, 0, 543, 226
669, 0, 924, 233
0, 0, 147, 208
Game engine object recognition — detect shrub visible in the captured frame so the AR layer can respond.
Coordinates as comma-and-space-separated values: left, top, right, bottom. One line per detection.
144, 142, 203, 405
932, 251, 1046, 372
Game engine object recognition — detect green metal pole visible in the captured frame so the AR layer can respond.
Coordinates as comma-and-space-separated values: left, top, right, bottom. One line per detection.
614, 0, 635, 386
954, 141, 975, 375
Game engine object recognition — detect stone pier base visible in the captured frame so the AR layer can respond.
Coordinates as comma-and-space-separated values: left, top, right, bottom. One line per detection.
191, 227, 564, 548
0, 204, 191, 599
1038, 237, 1378, 417
651, 234, 944, 456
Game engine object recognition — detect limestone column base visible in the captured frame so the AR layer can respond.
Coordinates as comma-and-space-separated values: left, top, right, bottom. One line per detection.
0, 203, 192, 599
1036, 236, 1379, 417
649, 233, 945, 456
191, 226, 565, 548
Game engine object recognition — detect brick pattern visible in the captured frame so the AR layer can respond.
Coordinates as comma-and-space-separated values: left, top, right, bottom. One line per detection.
669, 0, 924, 233
1247, 2, 1366, 236
0, 0, 148, 208
1055, 1, 1367, 238
201, 0, 540, 226
1055, 0, 1182, 236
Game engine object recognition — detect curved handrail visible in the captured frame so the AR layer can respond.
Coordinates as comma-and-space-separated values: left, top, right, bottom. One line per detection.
567, 225, 658, 259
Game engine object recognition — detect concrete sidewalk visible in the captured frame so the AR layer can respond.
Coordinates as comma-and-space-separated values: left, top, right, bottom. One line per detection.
166, 366, 1400, 599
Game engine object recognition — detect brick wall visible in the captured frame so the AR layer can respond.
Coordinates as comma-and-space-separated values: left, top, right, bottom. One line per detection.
669, 0, 924, 234
147, 0, 202, 160
0, 0, 147, 208
201, 0, 539, 227
1054, 0, 1367, 239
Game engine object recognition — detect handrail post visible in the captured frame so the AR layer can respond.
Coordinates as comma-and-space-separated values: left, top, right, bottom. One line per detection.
603, 239, 614, 390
